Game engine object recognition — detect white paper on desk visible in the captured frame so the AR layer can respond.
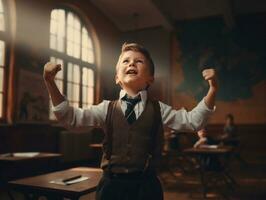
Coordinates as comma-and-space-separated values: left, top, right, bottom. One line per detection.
13, 152, 40, 157
50, 176, 89, 185
200, 145, 218, 149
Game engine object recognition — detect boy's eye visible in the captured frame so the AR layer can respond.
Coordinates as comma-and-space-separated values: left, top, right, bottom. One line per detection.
136, 60, 143, 63
123, 59, 129, 63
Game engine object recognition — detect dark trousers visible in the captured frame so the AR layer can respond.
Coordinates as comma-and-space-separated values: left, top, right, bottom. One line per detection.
96, 172, 163, 200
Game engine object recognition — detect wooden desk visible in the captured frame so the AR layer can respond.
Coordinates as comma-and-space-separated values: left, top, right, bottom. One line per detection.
89, 143, 103, 148
183, 146, 233, 155
0, 152, 62, 163
183, 147, 236, 198
9, 167, 103, 200
0, 153, 62, 183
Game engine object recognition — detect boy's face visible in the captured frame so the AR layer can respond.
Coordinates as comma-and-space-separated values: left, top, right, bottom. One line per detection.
115, 50, 154, 91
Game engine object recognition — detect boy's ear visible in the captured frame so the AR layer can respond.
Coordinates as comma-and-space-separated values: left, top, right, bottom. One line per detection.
147, 76, 154, 85
115, 75, 120, 85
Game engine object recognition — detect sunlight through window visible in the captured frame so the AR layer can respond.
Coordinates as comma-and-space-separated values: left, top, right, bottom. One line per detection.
49, 8, 96, 120
0, 0, 5, 118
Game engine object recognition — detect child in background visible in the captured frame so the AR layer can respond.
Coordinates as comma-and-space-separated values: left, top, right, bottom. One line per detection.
43, 43, 218, 200
194, 128, 221, 171
223, 114, 237, 140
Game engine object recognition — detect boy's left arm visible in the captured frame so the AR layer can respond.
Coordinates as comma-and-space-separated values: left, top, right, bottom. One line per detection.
160, 68, 217, 132
202, 69, 218, 109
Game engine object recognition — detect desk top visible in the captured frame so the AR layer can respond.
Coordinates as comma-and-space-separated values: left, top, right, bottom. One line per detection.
89, 143, 103, 148
9, 167, 103, 197
183, 146, 233, 155
0, 152, 62, 162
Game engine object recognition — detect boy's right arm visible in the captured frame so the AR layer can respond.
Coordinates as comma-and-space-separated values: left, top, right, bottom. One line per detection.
43, 62, 107, 128
43, 62, 65, 106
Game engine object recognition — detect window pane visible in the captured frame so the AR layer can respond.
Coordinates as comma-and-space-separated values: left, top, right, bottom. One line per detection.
87, 37, 92, 49
0, 93, 2, 117
57, 36, 64, 52
67, 63, 73, 82
0, 0, 3, 12
67, 12, 74, 27
81, 27, 94, 63
67, 27, 73, 41
0, 14, 5, 31
67, 83, 73, 100
58, 23, 65, 37
50, 34, 56, 50
51, 9, 57, 20
58, 9, 65, 24
73, 84, 79, 101
0, 40, 5, 66
88, 87, 94, 104
82, 68, 88, 86
87, 68, 94, 87
81, 67, 94, 106
74, 16, 81, 30
67, 41, 73, 56
82, 86, 87, 102
74, 44, 80, 58
0, 67, 3, 91
50, 9, 65, 52
66, 13, 81, 58
88, 50, 94, 63
73, 64, 80, 83
74, 29, 80, 44
0, 0, 4, 31
50, 19, 57, 34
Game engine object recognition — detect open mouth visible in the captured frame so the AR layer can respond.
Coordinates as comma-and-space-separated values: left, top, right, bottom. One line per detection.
126, 69, 138, 75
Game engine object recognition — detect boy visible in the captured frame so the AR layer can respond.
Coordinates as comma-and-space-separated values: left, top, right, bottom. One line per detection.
43, 43, 217, 200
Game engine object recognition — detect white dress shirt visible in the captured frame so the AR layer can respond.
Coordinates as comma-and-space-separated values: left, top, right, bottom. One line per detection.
53, 89, 215, 132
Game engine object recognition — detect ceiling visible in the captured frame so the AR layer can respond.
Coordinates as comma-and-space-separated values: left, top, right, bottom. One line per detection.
90, 0, 266, 31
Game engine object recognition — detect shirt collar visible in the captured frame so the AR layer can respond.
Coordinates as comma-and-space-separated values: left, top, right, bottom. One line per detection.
119, 89, 147, 105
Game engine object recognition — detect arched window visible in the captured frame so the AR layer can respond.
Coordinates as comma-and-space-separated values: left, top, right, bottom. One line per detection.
49, 8, 95, 119
0, 0, 6, 118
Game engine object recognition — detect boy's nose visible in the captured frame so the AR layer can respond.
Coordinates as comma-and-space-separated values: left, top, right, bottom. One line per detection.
129, 61, 136, 67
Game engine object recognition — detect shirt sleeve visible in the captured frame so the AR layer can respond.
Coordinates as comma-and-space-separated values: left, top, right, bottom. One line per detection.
159, 98, 215, 132
52, 99, 109, 128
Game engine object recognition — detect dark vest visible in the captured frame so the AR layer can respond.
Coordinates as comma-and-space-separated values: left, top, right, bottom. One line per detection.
101, 99, 164, 173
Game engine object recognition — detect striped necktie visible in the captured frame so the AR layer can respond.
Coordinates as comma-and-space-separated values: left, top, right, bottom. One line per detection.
122, 95, 141, 124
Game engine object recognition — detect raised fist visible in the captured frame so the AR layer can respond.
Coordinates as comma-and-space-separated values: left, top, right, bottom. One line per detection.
43, 62, 61, 82
202, 68, 218, 90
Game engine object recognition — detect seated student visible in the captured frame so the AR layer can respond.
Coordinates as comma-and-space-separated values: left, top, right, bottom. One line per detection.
194, 128, 221, 171
220, 114, 238, 146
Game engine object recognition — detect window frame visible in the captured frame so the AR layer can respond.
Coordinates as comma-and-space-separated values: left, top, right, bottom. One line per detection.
49, 7, 97, 120
0, 0, 9, 121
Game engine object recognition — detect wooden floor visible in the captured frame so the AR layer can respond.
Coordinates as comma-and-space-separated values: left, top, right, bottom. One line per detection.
161, 162, 266, 200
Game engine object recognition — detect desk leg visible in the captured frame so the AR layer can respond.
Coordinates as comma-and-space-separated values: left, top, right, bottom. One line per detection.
199, 170, 207, 199
7, 190, 15, 200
